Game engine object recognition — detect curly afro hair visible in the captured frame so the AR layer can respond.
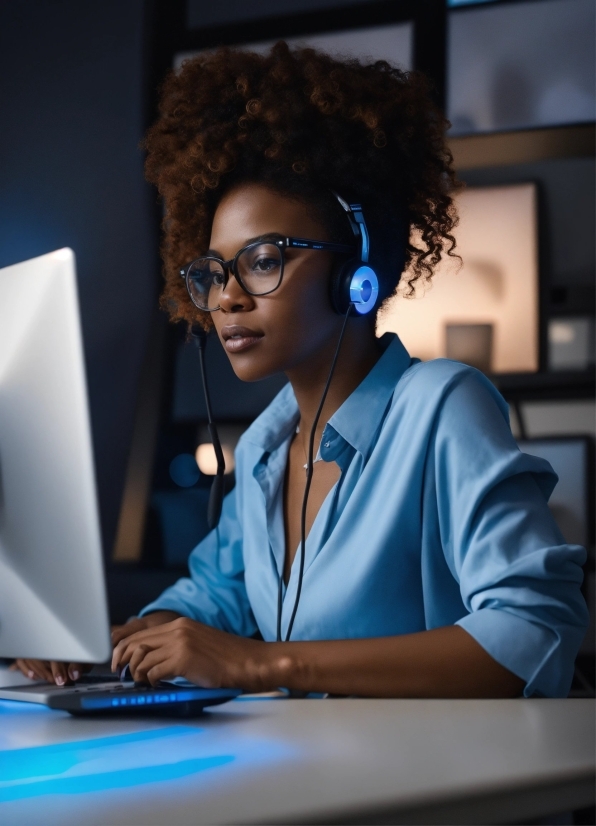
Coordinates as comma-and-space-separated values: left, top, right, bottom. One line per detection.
144, 41, 459, 328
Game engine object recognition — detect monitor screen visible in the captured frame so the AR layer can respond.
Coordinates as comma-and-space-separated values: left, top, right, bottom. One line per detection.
448, 0, 595, 135
175, 21, 413, 72
518, 437, 592, 549
0, 249, 111, 661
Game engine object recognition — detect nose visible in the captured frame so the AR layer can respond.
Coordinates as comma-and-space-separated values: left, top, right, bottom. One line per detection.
218, 270, 255, 314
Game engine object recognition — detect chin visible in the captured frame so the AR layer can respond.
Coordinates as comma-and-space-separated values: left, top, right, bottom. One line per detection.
226, 352, 284, 383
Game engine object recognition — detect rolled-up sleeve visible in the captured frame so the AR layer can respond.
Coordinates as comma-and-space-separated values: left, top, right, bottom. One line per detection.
433, 369, 589, 697
139, 484, 258, 637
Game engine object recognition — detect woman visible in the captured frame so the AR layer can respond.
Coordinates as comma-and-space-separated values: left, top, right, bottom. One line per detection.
17, 43, 587, 696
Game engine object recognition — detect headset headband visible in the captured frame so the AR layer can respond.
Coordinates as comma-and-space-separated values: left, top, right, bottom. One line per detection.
332, 191, 370, 263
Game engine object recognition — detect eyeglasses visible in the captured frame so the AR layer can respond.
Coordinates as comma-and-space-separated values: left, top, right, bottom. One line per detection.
180, 236, 355, 312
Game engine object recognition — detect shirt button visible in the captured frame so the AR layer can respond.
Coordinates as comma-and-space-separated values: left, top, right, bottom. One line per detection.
324, 442, 331, 448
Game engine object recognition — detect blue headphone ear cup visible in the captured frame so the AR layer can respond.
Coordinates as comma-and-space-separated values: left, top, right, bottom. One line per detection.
330, 260, 379, 316
348, 265, 379, 315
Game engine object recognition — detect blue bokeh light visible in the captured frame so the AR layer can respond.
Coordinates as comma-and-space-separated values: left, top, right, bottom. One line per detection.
169, 453, 200, 487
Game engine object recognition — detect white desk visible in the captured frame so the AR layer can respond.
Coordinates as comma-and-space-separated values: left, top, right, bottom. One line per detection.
0, 688, 593, 825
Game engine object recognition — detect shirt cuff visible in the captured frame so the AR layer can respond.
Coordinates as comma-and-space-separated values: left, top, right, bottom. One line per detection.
138, 596, 187, 619
456, 607, 564, 698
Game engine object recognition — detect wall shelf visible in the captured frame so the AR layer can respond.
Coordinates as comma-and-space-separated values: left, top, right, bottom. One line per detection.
491, 369, 595, 402
449, 123, 595, 171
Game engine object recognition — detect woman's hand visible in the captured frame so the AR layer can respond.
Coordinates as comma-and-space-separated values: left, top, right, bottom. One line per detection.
10, 658, 91, 685
111, 624, 524, 698
111, 616, 269, 690
111, 611, 181, 648
10, 611, 180, 685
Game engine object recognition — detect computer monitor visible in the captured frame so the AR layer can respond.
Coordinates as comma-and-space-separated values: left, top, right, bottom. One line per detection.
517, 437, 593, 550
0, 249, 111, 663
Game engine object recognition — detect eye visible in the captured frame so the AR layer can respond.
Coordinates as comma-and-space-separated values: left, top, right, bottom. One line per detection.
189, 260, 224, 285
252, 256, 280, 273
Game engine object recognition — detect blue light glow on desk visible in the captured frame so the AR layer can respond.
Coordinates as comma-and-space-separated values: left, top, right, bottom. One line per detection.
0, 726, 235, 802
0, 699, 296, 824
0, 698, 52, 715
0, 697, 592, 826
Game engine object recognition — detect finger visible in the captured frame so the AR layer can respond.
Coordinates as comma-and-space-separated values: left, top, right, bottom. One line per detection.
112, 636, 150, 674
128, 644, 154, 682
36, 660, 54, 681
13, 659, 28, 678
144, 654, 179, 687
111, 631, 146, 671
67, 663, 90, 681
111, 638, 127, 672
67, 664, 80, 682
13, 659, 30, 678
34, 661, 53, 681
115, 629, 167, 674
51, 661, 70, 686
111, 626, 127, 647
23, 659, 53, 681
112, 637, 138, 673
18, 659, 40, 680
112, 627, 173, 672
111, 620, 145, 647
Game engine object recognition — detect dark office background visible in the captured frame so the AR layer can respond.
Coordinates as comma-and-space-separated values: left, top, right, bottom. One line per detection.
0, 1, 594, 685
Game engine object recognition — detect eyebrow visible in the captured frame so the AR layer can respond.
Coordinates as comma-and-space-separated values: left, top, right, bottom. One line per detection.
205, 233, 284, 258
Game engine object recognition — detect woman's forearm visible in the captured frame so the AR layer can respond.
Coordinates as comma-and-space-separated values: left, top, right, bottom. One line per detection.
260, 626, 524, 698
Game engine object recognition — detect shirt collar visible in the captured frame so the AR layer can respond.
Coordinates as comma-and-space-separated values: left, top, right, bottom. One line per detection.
322, 333, 411, 461
243, 333, 412, 460
243, 382, 299, 455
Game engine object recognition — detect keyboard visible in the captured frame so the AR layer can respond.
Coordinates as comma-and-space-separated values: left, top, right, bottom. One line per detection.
0, 676, 241, 716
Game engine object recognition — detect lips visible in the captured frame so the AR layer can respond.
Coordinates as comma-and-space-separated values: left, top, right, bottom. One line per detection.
221, 325, 264, 353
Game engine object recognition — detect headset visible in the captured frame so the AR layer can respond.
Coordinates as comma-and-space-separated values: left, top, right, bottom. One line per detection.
191, 193, 379, 642
329, 192, 380, 317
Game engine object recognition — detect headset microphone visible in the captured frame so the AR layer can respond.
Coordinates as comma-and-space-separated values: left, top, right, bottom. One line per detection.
191, 325, 225, 530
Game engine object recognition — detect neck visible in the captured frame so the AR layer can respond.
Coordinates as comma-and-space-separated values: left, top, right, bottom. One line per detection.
286, 317, 383, 441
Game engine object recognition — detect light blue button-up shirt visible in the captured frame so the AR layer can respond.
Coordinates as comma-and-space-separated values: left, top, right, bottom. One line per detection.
142, 334, 588, 697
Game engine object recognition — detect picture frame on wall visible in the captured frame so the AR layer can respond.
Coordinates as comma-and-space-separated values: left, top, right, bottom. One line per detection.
377, 182, 540, 375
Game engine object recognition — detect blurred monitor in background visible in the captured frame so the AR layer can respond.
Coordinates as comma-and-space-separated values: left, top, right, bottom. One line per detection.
518, 437, 593, 550
548, 317, 595, 372
448, 0, 595, 135
175, 21, 413, 73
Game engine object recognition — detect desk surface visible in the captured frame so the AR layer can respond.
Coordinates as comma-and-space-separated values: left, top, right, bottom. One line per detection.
0, 686, 593, 826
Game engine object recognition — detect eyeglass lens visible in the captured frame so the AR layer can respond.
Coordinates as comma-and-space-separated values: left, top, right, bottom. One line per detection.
186, 242, 284, 310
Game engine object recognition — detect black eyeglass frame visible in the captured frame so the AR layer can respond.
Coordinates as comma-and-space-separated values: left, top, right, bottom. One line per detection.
179, 236, 355, 311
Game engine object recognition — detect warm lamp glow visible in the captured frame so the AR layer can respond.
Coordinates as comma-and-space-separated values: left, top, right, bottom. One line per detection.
377, 183, 539, 374
195, 443, 235, 475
